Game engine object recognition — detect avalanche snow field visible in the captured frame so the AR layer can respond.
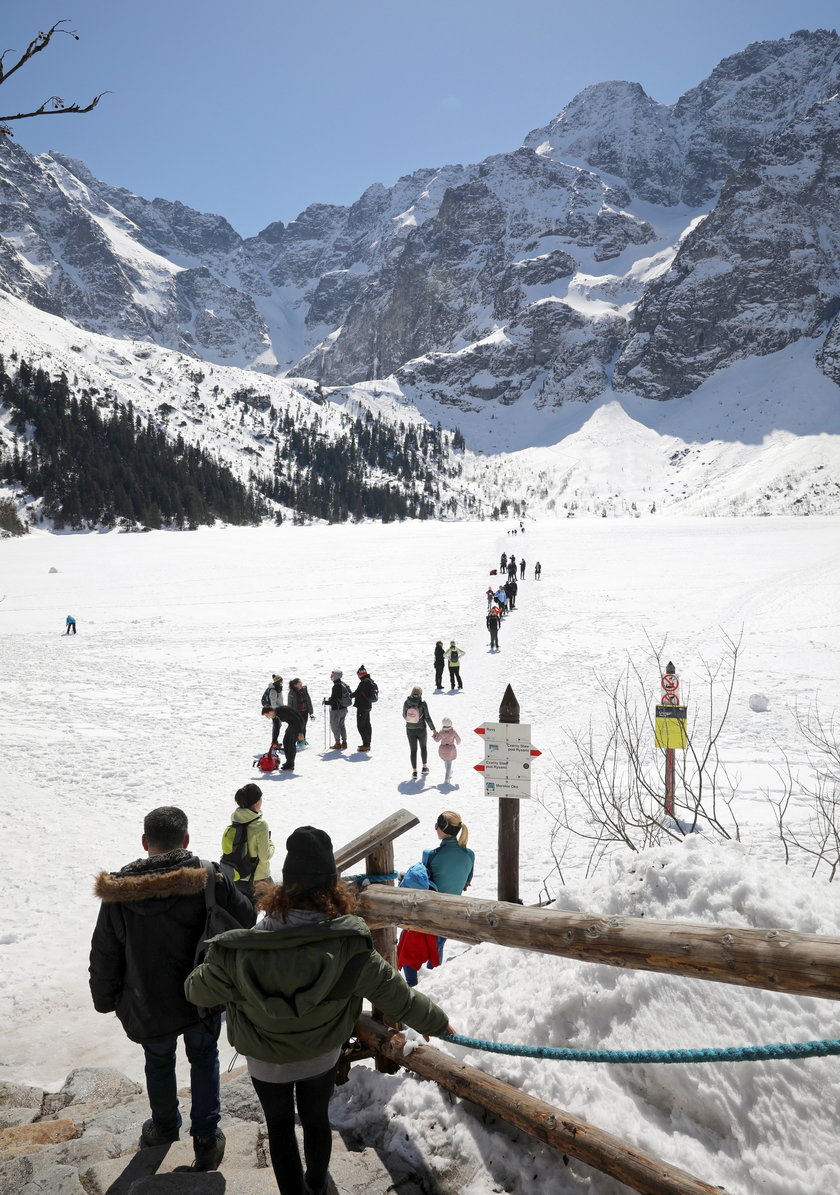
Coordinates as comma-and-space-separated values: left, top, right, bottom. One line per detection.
2, 516, 840, 1193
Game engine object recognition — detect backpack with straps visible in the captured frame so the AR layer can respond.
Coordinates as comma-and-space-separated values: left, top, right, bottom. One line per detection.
255, 749, 279, 773
220, 821, 259, 885
192, 861, 247, 1017
339, 682, 352, 708
405, 702, 421, 724
369, 678, 379, 703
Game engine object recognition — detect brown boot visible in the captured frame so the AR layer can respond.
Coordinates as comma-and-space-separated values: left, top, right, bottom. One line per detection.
330, 742, 342, 750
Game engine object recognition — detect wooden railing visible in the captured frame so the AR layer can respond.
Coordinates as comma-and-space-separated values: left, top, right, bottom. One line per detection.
335, 811, 839, 1195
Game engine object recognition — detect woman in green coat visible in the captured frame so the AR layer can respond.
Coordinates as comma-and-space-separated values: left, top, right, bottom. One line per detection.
186, 826, 454, 1195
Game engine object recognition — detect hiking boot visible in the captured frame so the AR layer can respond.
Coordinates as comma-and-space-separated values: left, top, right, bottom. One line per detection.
358, 745, 370, 752
193, 1128, 225, 1172
330, 742, 342, 750
421, 766, 429, 775
140, 1118, 179, 1147
280, 763, 294, 771
340, 741, 347, 748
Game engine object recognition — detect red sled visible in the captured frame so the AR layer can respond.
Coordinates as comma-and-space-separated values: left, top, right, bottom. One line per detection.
489, 568, 497, 575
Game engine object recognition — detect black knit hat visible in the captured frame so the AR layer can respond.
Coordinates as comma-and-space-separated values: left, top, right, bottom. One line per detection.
282, 826, 337, 891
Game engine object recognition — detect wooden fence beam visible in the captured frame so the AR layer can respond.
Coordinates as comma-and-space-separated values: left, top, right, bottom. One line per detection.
355, 1015, 730, 1195
335, 808, 419, 873
357, 887, 840, 1001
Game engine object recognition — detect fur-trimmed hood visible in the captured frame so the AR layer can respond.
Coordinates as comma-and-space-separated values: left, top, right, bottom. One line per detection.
94, 853, 208, 905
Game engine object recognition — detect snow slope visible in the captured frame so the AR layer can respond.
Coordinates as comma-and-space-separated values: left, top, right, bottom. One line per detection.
2, 517, 840, 1192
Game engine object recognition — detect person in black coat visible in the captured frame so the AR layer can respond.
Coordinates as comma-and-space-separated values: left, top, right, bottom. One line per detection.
486, 607, 501, 650
263, 705, 304, 770
434, 641, 445, 690
89, 806, 254, 1169
352, 665, 376, 751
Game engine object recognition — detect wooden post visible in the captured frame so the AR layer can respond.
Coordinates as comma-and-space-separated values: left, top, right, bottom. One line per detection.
364, 836, 400, 1073
665, 747, 676, 818
498, 683, 520, 903
357, 886, 840, 1001
355, 1015, 731, 1195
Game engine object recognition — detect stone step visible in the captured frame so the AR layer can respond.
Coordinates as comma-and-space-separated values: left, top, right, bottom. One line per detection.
82, 1119, 406, 1195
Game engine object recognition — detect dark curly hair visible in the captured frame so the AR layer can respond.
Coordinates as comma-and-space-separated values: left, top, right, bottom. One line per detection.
256, 879, 359, 922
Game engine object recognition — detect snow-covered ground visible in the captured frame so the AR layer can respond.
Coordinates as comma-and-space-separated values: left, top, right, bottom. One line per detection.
2, 517, 840, 1193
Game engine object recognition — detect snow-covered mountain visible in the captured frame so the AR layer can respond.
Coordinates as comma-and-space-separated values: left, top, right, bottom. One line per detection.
1, 29, 840, 519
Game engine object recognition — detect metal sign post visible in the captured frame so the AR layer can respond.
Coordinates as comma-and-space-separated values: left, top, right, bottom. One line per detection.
655, 661, 687, 817
474, 685, 541, 903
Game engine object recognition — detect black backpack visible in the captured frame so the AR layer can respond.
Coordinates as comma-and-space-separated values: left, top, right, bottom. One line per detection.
369, 678, 379, 703
220, 822, 259, 885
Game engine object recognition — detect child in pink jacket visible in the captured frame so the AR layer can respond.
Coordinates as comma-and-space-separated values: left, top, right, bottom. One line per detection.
432, 717, 461, 784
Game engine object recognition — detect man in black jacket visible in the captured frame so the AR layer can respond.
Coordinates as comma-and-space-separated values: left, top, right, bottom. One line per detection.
352, 664, 376, 752
89, 806, 255, 1170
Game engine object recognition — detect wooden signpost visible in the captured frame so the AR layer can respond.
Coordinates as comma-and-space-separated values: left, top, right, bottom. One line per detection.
474, 685, 541, 903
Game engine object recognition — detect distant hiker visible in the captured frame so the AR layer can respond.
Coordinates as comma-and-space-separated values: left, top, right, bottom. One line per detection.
534, 561, 542, 579
185, 826, 452, 1195
397, 863, 440, 987
403, 685, 436, 778
494, 587, 508, 616
423, 811, 474, 963
434, 640, 445, 690
486, 586, 495, 611
519, 558, 526, 579
89, 805, 254, 1170
486, 607, 501, 651
446, 642, 464, 690
262, 704, 304, 771
352, 665, 377, 752
508, 577, 518, 609
433, 717, 461, 784
287, 678, 314, 744
500, 552, 507, 573
507, 560, 516, 581
65, 614, 76, 635
323, 669, 351, 750
221, 783, 274, 901
503, 579, 513, 611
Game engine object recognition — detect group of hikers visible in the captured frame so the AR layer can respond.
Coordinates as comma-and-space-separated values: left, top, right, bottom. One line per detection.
89, 799, 474, 1192
258, 644, 467, 783
484, 551, 541, 651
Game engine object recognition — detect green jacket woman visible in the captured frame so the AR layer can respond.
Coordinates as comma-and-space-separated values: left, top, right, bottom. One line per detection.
185, 826, 453, 1195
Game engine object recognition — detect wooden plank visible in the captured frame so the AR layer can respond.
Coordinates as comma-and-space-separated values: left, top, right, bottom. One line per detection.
355, 1015, 730, 1195
334, 808, 419, 873
358, 887, 840, 1001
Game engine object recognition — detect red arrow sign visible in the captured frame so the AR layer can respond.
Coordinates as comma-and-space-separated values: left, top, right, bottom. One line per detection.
474, 763, 485, 772
530, 748, 542, 757
474, 726, 486, 735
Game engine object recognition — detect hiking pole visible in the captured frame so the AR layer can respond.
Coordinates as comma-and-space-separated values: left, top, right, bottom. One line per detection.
324, 703, 328, 750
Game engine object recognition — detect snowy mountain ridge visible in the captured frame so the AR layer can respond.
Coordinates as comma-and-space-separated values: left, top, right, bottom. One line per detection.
1, 29, 840, 519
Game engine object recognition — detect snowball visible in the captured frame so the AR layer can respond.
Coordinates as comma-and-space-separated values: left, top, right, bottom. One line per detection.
749, 692, 769, 712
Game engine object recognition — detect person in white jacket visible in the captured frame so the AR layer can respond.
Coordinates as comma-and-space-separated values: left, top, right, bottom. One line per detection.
432, 717, 461, 784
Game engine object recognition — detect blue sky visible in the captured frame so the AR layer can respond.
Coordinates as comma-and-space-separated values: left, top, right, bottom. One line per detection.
3, 1, 838, 236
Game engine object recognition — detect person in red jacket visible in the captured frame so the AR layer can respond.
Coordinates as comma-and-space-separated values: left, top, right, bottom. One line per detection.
396, 862, 439, 986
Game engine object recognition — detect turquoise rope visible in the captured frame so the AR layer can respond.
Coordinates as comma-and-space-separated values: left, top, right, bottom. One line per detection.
440, 1033, 840, 1064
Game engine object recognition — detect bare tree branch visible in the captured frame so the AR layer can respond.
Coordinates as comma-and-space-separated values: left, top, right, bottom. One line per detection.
0, 20, 104, 136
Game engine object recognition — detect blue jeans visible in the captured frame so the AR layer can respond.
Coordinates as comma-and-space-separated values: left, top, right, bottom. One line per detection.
403, 965, 419, 987
142, 1016, 221, 1139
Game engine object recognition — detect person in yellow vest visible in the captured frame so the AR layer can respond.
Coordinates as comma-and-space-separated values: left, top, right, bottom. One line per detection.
220, 784, 275, 901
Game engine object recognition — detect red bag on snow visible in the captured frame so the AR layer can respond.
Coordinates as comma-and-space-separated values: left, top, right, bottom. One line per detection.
256, 751, 279, 773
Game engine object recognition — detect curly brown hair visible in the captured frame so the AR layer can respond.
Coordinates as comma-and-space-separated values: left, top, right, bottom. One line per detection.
256, 879, 359, 922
